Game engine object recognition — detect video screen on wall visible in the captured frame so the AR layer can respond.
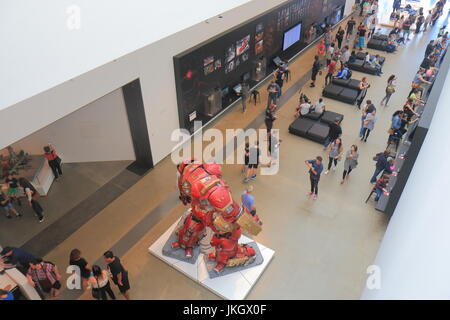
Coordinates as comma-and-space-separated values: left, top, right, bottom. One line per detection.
173, 0, 346, 133
283, 23, 302, 51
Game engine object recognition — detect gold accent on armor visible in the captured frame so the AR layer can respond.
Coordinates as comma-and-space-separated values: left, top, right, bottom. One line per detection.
226, 256, 250, 267
236, 211, 262, 236
200, 178, 221, 196
213, 215, 235, 234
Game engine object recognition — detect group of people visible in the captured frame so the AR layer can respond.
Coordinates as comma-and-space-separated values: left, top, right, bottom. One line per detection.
0, 246, 130, 300
1, 144, 63, 223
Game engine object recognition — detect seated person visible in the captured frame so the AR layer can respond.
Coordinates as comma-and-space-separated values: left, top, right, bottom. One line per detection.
311, 98, 326, 115
298, 99, 312, 117
335, 64, 351, 80
364, 52, 372, 64
386, 40, 397, 52
369, 54, 383, 76
374, 174, 390, 201
348, 50, 357, 63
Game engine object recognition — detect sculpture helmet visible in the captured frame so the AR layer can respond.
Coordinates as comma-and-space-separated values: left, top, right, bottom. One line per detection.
177, 158, 198, 175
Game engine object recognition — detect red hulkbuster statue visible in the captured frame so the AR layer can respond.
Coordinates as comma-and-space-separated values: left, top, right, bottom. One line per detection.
171, 158, 263, 274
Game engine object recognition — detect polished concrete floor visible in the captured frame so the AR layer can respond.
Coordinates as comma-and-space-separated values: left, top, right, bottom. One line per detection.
0, 160, 131, 247
31, 8, 447, 300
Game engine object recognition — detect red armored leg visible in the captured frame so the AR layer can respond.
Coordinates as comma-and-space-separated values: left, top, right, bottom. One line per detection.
172, 213, 204, 257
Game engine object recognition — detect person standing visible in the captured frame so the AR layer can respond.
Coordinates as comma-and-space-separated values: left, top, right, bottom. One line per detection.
356, 77, 370, 109
424, 10, 432, 31
359, 100, 376, 137
424, 40, 435, 58
238, 81, 250, 113
340, 45, 350, 69
324, 28, 332, 52
69, 249, 92, 291
264, 104, 277, 133
341, 145, 359, 184
310, 55, 322, 88
335, 26, 345, 49
103, 251, 131, 300
5, 173, 21, 206
325, 57, 337, 86
43, 144, 62, 181
274, 67, 285, 96
26, 258, 62, 299
89, 265, 116, 300
402, 17, 412, 40
415, 12, 425, 33
241, 185, 256, 216
392, 0, 401, 13
241, 142, 250, 175
357, 23, 368, 50
323, 117, 342, 149
244, 141, 261, 183
346, 17, 356, 40
0, 190, 21, 219
380, 75, 396, 106
305, 157, 324, 200
370, 150, 392, 184
266, 80, 280, 107
18, 177, 44, 222
361, 109, 377, 142
324, 138, 344, 174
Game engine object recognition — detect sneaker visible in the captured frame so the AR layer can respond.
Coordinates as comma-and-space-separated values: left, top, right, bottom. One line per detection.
313, 194, 318, 200
250, 174, 257, 180
39, 217, 45, 223
324, 170, 329, 175
243, 178, 250, 183
332, 167, 337, 171
16, 213, 22, 218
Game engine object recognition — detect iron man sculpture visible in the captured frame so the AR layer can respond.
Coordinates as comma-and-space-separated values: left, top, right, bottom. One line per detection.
171, 159, 263, 274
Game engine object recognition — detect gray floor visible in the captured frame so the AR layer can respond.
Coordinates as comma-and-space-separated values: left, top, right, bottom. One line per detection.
0, 160, 132, 247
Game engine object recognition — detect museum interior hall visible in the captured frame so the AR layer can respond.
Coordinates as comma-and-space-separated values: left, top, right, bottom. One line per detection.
1, 0, 450, 301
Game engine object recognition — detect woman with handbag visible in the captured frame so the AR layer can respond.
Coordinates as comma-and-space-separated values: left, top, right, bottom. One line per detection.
18, 177, 44, 223
324, 138, 343, 175
27, 258, 62, 299
43, 144, 63, 180
89, 265, 116, 300
341, 145, 359, 184
380, 75, 397, 106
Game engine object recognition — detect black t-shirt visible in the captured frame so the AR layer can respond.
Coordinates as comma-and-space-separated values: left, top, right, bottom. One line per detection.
108, 257, 127, 284
366, 104, 376, 114
347, 20, 356, 32
5, 178, 18, 188
328, 123, 342, 140
358, 28, 367, 37
336, 29, 345, 40
312, 60, 321, 73
70, 258, 90, 278
420, 57, 432, 69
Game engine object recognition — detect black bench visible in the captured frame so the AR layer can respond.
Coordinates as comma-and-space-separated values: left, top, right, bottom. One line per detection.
356, 52, 386, 65
289, 111, 344, 144
367, 38, 389, 52
323, 83, 359, 104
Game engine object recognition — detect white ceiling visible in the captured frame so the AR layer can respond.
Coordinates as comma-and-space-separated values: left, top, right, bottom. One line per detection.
0, 0, 251, 110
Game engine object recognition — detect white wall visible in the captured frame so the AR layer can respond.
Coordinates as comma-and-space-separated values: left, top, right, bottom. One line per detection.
361, 61, 450, 299
9, 88, 135, 163
344, 0, 355, 16
0, 0, 288, 166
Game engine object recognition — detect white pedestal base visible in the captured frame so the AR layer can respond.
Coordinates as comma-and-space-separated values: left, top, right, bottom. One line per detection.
148, 219, 274, 300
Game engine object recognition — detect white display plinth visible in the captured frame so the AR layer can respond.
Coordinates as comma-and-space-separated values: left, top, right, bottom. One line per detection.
148, 219, 274, 300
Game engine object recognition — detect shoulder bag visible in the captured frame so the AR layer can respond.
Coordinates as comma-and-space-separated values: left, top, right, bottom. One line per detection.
92, 276, 101, 300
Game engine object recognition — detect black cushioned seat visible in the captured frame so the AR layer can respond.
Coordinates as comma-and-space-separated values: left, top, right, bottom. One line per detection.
372, 34, 389, 41
302, 112, 322, 121
332, 78, 350, 87
348, 59, 365, 72
306, 123, 329, 143
338, 88, 359, 104
362, 62, 377, 74
347, 79, 361, 90
322, 84, 343, 98
288, 118, 316, 137
356, 52, 386, 65
321, 111, 344, 125
367, 39, 388, 51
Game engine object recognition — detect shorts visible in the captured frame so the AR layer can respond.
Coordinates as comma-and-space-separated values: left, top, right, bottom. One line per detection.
7, 187, 19, 195
311, 71, 318, 81
1, 203, 13, 211
117, 276, 130, 293
248, 163, 259, 169
346, 29, 353, 35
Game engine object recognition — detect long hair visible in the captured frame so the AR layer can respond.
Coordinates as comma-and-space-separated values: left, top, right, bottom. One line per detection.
18, 177, 37, 193
388, 75, 396, 83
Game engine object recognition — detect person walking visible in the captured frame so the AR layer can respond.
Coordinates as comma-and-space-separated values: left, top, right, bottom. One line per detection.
264, 104, 277, 133
341, 145, 359, 184
359, 100, 376, 137
0, 190, 21, 219
356, 77, 370, 109
69, 249, 92, 291
415, 12, 425, 33
325, 57, 337, 86
402, 17, 412, 40
241, 142, 250, 175
324, 138, 343, 174
335, 26, 345, 49
323, 117, 342, 149
89, 265, 116, 300
241, 185, 257, 216
392, 0, 401, 13
380, 75, 396, 106
5, 173, 21, 206
325, 42, 335, 67
346, 17, 356, 39
43, 144, 63, 181
103, 251, 131, 300
324, 28, 332, 52
370, 150, 392, 184
424, 10, 432, 31
361, 109, 377, 142
266, 80, 280, 107
274, 67, 285, 96
26, 258, 62, 299
310, 55, 322, 88
18, 177, 44, 222
357, 23, 368, 50
305, 156, 324, 200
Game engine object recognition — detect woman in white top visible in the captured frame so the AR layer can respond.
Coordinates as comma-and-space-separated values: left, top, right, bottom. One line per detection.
89, 265, 116, 300
18, 178, 44, 222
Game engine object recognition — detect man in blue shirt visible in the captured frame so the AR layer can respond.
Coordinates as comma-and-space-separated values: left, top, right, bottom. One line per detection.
266, 80, 281, 107
335, 64, 351, 80
305, 156, 324, 200
0, 247, 36, 274
241, 185, 256, 216
370, 151, 393, 184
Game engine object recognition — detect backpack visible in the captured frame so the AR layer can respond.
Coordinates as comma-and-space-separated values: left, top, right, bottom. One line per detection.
346, 69, 353, 79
